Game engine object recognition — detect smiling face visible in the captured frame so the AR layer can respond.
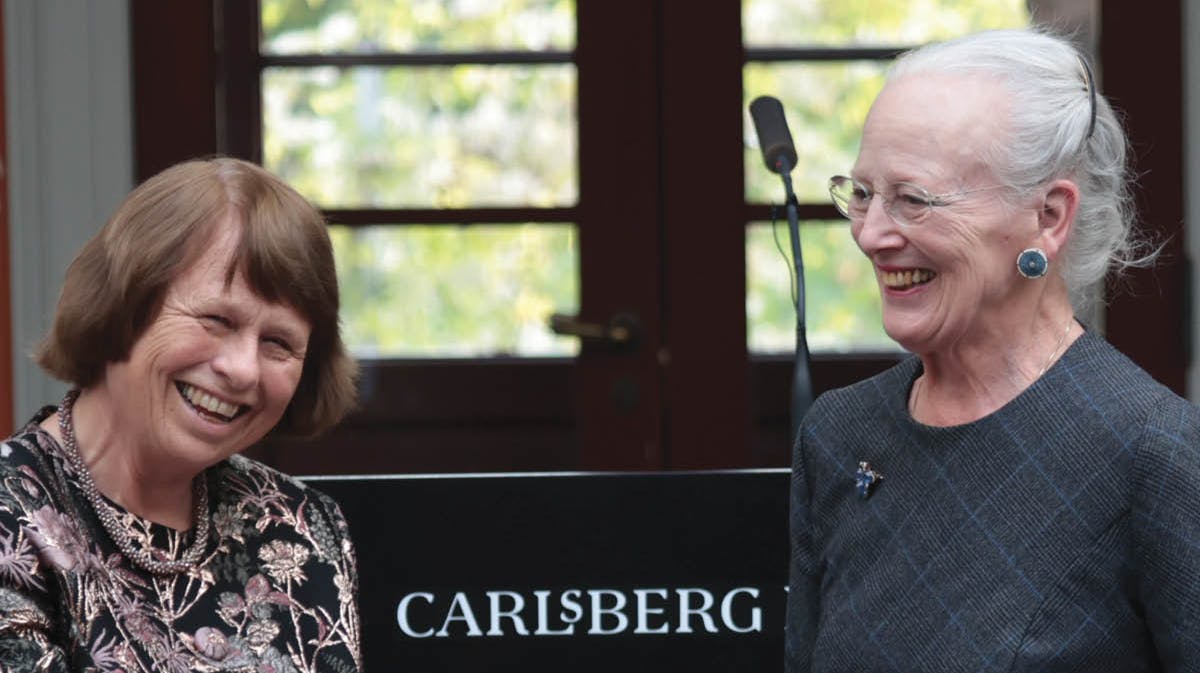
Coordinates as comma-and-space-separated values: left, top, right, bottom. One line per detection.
101, 216, 312, 473
850, 73, 1042, 355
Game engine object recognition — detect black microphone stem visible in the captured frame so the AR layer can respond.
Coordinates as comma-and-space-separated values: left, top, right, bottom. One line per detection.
777, 158, 813, 445
780, 169, 804, 320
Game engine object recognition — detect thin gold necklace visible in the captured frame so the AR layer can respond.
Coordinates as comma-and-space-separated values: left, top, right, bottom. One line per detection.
1036, 317, 1075, 379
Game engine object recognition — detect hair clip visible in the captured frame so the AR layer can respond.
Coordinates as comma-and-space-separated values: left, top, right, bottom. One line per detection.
1076, 54, 1098, 140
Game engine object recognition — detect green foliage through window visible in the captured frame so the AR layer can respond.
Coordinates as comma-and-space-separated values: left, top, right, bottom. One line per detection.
263, 65, 577, 208
330, 224, 578, 357
747, 221, 894, 352
261, 0, 575, 53
743, 0, 1029, 353
260, 0, 579, 359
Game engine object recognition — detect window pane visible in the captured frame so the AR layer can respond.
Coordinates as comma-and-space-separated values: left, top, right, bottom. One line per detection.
746, 221, 897, 353
742, 0, 1028, 47
331, 224, 579, 357
261, 0, 575, 53
745, 62, 887, 204
264, 65, 577, 208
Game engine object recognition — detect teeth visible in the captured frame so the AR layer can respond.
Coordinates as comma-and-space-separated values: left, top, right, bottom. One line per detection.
180, 384, 241, 420
882, 269, 936, 289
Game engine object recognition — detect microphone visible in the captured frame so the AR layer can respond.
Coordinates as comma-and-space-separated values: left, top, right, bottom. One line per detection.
747, 94, 813, 443
749, 96, 797, 175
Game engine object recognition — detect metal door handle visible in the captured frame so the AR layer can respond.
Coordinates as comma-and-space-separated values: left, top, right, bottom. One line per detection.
549, 312, 640, 349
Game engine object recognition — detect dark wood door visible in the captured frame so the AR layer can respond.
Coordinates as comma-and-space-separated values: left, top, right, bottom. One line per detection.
130, 0, 1187, 475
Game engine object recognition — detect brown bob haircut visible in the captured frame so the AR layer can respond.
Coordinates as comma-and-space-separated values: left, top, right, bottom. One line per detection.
36, 157, 357, 437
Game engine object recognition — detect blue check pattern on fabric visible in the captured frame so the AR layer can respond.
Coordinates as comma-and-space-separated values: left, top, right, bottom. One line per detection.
786, 330, 1200, 672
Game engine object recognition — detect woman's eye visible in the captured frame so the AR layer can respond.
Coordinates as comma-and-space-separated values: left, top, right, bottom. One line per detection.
266, 337, 291, 351
894, 188, 928, 206
202, 314, 232, 328
264, 337, 302, 360
894, 191, 934, 215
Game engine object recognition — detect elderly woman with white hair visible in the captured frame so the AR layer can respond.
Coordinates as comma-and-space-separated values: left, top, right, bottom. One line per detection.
786, 29, 1198, 671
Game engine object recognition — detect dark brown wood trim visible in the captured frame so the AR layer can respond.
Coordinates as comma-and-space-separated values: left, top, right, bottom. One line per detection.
262, 51, 573, 67
657, 0, 751, 468
323, 207, 579, 226
573, 0, 665, 469
250, 360, 576, 475
745, 203, 842, 222
249, 352, 905, 475
349, 359, 573, 424
130, 0, 220, 181
216, 0, 262, 161
1099, 0, 1187, 393
745, 46, 906, 62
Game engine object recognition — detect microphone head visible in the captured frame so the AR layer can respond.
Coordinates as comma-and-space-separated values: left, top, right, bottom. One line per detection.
749, 95, 797, 175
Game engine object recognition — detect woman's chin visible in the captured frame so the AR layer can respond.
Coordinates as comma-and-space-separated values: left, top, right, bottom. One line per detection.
880, 316, 936, 354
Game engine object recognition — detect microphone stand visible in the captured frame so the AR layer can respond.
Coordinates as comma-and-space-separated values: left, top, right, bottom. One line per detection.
775, 157, 814, 445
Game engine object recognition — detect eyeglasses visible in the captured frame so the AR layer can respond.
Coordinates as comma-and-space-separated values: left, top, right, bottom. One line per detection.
828, 175, 1007, 227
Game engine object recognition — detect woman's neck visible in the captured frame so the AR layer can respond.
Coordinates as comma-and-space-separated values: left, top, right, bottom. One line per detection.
909, 294, 1080, 427
42, 387, 197, 530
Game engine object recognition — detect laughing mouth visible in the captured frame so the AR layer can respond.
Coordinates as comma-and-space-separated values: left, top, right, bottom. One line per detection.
176, 382, 247, 423
882, 268, 937, 291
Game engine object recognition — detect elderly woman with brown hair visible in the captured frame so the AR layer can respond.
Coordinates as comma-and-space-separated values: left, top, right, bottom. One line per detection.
787, 29, 1199, 672
0, 157, 360, 671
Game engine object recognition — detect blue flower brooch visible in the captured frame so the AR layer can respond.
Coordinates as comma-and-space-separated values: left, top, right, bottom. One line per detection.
855, 461, 884, 500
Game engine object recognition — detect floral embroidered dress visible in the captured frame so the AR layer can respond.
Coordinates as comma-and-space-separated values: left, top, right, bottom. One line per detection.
0, 407, 361, 673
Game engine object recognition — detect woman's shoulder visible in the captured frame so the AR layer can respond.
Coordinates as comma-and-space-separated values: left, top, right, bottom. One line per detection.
1050, 330, 1200, 476
213, 454, 355, 568
1057, 331, 1188, 425
1066, 329, 1163, 388
803, 355, 919, 424
217, 454, 348, 522
1128, 379, 1200, 466
0, 406, 65, 475
0, 409, 78, 540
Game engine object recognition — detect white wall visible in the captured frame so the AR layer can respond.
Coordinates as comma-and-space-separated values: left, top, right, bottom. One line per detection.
4, 0, 134, 421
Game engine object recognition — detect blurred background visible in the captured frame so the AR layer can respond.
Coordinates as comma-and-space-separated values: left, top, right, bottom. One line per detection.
3, 0, 1190, 475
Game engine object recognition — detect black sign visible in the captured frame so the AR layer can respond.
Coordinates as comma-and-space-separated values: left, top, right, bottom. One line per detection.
306, 469, 789, 672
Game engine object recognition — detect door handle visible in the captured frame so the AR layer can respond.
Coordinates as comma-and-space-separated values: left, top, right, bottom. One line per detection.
548, 312, 640, 350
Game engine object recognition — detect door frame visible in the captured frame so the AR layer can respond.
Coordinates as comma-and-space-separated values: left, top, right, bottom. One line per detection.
127, 0, 1188, 474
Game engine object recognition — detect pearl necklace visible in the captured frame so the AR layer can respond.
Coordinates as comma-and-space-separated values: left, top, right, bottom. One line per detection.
57, 389, 211, 575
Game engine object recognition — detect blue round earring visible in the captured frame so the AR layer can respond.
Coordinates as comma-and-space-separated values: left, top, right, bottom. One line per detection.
1017, 248, 1049, 279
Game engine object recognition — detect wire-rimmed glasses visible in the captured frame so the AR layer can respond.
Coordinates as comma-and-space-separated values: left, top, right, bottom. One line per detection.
828, 175, 1007, 227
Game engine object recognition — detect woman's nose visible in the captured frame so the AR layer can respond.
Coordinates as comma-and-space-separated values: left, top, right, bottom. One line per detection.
851, 197, 905, 254
212, 335, 260, 390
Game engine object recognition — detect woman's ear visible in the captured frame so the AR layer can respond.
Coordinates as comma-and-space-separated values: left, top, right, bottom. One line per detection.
1037, 179, 1080, 260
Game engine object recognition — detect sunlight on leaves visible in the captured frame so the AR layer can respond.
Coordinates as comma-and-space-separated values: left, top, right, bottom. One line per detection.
329, 224, 579, 357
